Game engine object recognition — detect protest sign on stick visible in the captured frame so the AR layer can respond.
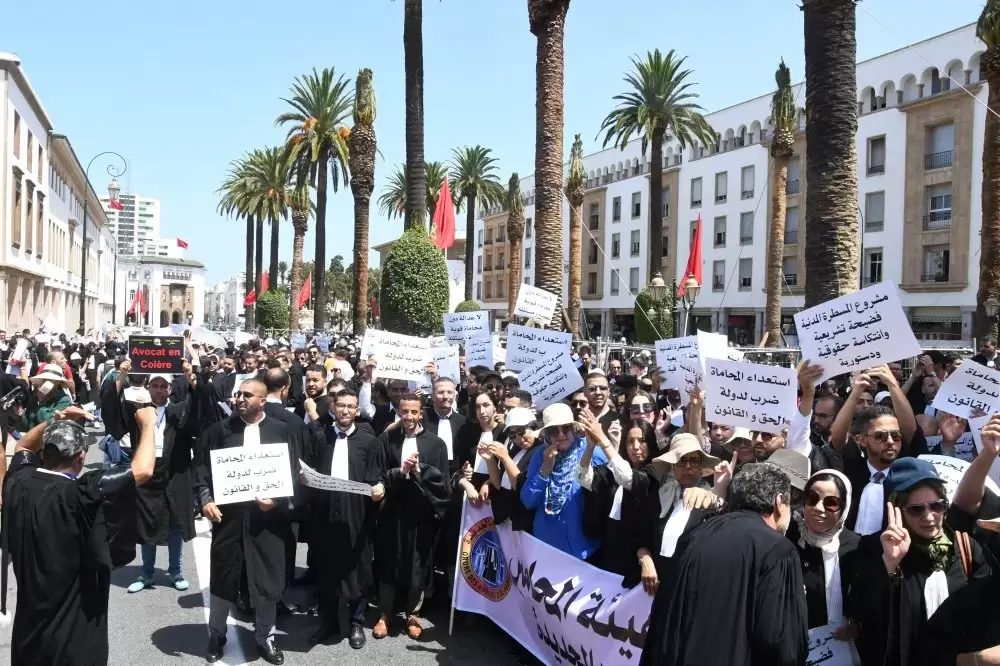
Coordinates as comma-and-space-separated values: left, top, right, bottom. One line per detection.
704, 359, 798, 434
211, 444, 294, 505
443, 311, 490, 345
465, 334, 493, 369
505, 325, 571, 373
517, 352, 584, 409
513, 284, 558, 325
931, 362, 1000, 419
128, 335, 185, 374
361, 330, 431, 383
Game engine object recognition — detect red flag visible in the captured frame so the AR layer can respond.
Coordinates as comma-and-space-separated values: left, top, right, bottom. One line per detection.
244, 290, 256, 306
370, 296, 380, 318
431, 176, 456, 250
177, 238, 189, 249
261, 270, 269, 293
127, 289, 142, 315
297, 273, 312, 309
109, 199, 123, 211
677, 213, 703, 297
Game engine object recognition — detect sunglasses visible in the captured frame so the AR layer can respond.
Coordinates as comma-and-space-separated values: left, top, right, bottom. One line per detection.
507, 426, 527, 438
868, 430, 902, 443
630, 403, 655, 414
903, 499, 949, 519
751, 431, 776, 443
675, 455, 703, 469
571, 400, 588, 409
547, 424, 576, 437
804, 491, 843, 512
234, 391, 259, 400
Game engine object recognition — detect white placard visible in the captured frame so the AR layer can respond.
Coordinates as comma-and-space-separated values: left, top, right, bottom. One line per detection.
919, 454, 1000, 502
794, 282, 921, 382
517, 352, 584, 409
299, 459, 373, 496
210, 443, 294, 505
970, 414, 1000, 486
444, 311, 490, 345
363, 330, 431, 383
290, 332, 307, 349
704, 359, 798, 433
493, 341, 507, 366
806, 624, 854, 666
231, 373, 255, 397
430, 345, 462, 384
505, 325, 571, 373
513, 284, 558, 324
931, 362, 1000, 419
655, 336, 700, 396
465, 333, 494, 369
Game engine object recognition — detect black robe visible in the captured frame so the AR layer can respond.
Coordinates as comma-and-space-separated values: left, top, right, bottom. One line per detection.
785, 520, 862, 629
193, 415, 305, 606
489, 441, 543, 533
639, 510, 808, 666
372, 428, 451, 593
135, 401, 197, 545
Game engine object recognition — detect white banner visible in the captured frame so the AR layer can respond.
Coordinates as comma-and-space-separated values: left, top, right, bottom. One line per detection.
932, 362, 1000, 419
299, 459, 373, 496
362, 330, 431, 383
444, 311, 491, 345
513, 284, 558, 324
704, 359, 798, 433
452, 502, 652, 666
211, 444, 294, 505
806, 623, 855, 666
507, 325, 572, 373
518, 352, 585, 410
919, 454, 1000, 502
465, 333, 494, 369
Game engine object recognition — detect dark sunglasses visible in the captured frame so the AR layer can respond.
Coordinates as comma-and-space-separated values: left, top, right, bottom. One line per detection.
234, 391, 259, 400
868, 430, 902, 443
629, 403, 655, 414
571, 400, 588, 409
804, 491, 843, 512
506, 426, 527, 438
903, 499, 949, 519
751, 431, 776, 442
547, 424, 576, 437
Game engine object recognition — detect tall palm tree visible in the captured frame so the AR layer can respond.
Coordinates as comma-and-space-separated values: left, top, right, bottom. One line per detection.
277, 67, 353, 330
765, 61, 796, 347
451, 146, 505, 301
505, 173, 526, 320
599, 49, 716, 285
802, 0, 859, 307
977, 1, 1000, 340
565, 135, 585, 335
377, 161, 450, 223
216, 154, 256, 331
287, 187, 311, 331
348, 68, 377, 336
528, 0, 571, 331
277, 260, 289, 286
243, 147, 296, 294
403, 0, 426, 231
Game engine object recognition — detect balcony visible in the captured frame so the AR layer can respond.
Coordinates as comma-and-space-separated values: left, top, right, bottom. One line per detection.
484, 237, 493, 245
716, 194, 728, 204
786, 180, 800, 195
923, 210, 952, 230
661, 204, 669, 218
784, 273, 798, 286
740, 234, 753, 245
865, 220, 884, 232
784, 230, 799, 244
691, 199, 702, 207
742, 190, 754, 200
925, 150, 953, 170
867, 164, 885, 176
739, 277, 752, 290
713, 276, 725, 291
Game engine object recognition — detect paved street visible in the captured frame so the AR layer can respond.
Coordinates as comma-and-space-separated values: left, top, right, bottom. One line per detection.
0, 428, 520, 666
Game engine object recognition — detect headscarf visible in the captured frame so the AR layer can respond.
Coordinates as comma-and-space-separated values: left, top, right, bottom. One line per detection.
795, 468, 853, 554
544, 437, 586, 515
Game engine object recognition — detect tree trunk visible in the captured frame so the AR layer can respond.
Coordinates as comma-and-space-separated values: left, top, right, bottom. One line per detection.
464, 193, 476, 301
765, 156, 789, 347
268, 219, 279, 295
254, 214, 264, 328
289, 217, 306, 332
647, 131, 664, 282
529, 0, 570, 331
403, 0, 426, 232
802, 0, 859, 307
314, 148, 329, 330
244, 214, 254, 331
352, 192, 371, 336
978, 65, 1000, 341
508, 236, 523, 320
567, 199, 582, 335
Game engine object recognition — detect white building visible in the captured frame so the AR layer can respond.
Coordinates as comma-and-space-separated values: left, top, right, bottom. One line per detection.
473, 22, 986, 345
99, 192, 163, 257
205, 275, 243, 329
143, 237, 185, 259
115, 256, 206, 328
0, 53, 116, 334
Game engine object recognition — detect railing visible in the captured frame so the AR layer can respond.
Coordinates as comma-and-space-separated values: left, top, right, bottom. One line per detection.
925, 150, 953, 170
865, 220, 885, 232
784, 273, 798, 286
923, 211, 952, 230
739, 278, 752, 290
784, 230, 799, 244
867, 164, 885, 175
714, 233, 726, 247
712, 277, 725, 290
740, 234, 753, 245
716, 194, 728, 204
742, 190, 754, 200
786, 180, 800, 195
661, 204, 669, 218
921, 272, 949, 283
691, 198, 702, 207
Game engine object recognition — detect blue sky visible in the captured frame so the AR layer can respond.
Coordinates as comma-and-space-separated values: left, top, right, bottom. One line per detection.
0, 0, 985, 283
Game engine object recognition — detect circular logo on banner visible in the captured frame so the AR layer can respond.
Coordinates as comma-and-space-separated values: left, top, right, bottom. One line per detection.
460, 517, 511, 601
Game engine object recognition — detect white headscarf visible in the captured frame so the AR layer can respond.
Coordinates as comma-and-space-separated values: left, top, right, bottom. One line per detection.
796, 468, 853, 553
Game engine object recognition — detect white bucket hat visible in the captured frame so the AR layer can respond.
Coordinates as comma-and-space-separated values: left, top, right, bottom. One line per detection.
29, 364, 70, 387
539, 403, 582, 438
654, 433, 720, 476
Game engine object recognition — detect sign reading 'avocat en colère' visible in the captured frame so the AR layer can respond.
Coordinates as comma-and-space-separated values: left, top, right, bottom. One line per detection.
128, 335, 185, 374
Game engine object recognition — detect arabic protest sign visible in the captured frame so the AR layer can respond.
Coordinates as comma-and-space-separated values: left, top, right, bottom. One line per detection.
493, 337, 507, 365
931, 362, 1000, 419
230, 373, 256, 397
513, 284, 559, 325
806, 623, 855, 666
290, 332, 307, 349
793, 282, 920, 383
453, 501, 651, 666
415, 344, 463, 391
444, 311, 491, 346
128, 335, 185, 374
655, 331, 739, 405
314, 334, 332, 354
919, 454, 1000, 502
506, 325, 572, 373
211, 443, 294, 505
970, 414, 1000, 486
704, 359, 798, 434
517, 352, 584, 410
299, 459, 373, 496
924, 433, 977, 463
465, 333, 494, 369
361, 330, 431, 383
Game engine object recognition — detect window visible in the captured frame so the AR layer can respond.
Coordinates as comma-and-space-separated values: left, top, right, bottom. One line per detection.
497, 278, 505, 299
923, 244, 950, 283
484, 253, 492, 271
484, 229, 492, 244
661, 234, 669, 259
524, 276, 531, 285
631, 192, 641, 218
26, 132, 33, 173
741, 166, 755, 199
588, 239, 598, 264
525, 217, 532, 238
713, 260, 725, 291
787, 157, 801, 194
926, 124, 954, 169
783, 256, 798, 286
867, 137, 886, 175
587, 272, 598, 295
690, 220, 699, 250
37, 146, 43, 181
497, 252, 505, 270
612, 197, 621, 222
925, 184, 952, 230
740, 212, 753, 244
714, 216, 726, 247
629, 267, 640, 295
477, 256, 483, 273
785, 207, 799, 244
525, 247, 531, 269
661, 188, 670, 218
738, 258, 752, 290
610, 269, 620, 295
715, 172, 728, 203
865, 191, 885, 231
589, 203, 600, 230
865, 248, 883, 285
691, 178, 702, 207
630, 230, 640, 256
611, 232, 621, 259
12, 112, 20, 157
11, 175, 22, 247
25, 186, 33, 252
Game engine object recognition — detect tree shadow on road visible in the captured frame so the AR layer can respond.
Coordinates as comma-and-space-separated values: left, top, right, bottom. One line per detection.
150, 622, 256, 659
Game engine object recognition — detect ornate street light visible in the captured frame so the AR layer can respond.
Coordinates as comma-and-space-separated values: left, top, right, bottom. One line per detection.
79, 153, 127, 332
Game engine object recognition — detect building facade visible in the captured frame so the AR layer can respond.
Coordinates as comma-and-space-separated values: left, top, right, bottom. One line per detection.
115, 256, 206, 328
205, 275, 243, 329
472, 23, 986, 345
0, 53, 116, 334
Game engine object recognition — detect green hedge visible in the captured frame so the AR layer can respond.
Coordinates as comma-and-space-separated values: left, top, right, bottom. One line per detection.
634, 287, 674, 343
257, 290, 290, 330
380, 227, 450, 336
454, 299, 481, 313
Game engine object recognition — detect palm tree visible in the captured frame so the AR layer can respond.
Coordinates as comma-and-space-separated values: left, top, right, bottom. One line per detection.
451, 146, 505, 301
216, 154, 257, 331
277, 67, 353, 330
977, 2, 1000, 340
506, 173, 525, 320
765, 61, 796, 347
403, 0, 426, 231
243, 147, 296, 294
802, 0, 859, 307
377, 161, 450, 224
277, 260, 289, 286
565, 135, 585, 335
528, 0, 571, 331
599, 49, 716, 285
287, 187, 311, 331
348, 68, 377, 336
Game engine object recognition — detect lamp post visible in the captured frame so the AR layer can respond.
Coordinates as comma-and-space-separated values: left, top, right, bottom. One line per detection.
79, 152, 127, 333
985, 296, 999, 339
645, 272, 669, 338
678, 274, 701, 337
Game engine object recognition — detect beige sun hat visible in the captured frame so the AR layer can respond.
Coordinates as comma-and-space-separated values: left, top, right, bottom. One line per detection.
29, 364, 70, 387
539, 403, 583, 438
653, 433, 720, 476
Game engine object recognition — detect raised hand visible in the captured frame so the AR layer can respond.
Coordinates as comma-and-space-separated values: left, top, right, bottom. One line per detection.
981, 414, 1000, 457
797, 360, 823, 390
880, 501, 911, 573
939, 413, 968, 443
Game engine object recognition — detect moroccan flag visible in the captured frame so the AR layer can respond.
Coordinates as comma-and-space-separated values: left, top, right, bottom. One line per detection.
677, 213, 703, 297
261, 270, 269, 293
127, 289, 142, 315
297, 273, 312, 309
431, 176, 456, 250
109, 199, 123, 211
370, 296, 380, 318
177, 238, 189, 249
243, 290, 256, 307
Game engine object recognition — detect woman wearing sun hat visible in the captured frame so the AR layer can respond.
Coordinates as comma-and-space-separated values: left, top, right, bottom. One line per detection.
11, 364, 74, 433
482, 406, 542, 532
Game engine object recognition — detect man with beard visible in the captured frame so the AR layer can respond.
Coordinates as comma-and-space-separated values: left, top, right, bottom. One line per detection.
211, 356, 239, 405
584, 371, 618, 437
371, 393, 450, 640
296, 364, 330, 424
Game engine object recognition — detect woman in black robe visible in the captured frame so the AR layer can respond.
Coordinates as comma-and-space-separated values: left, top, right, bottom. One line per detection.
483, 407, 541, 532
455, 389, 504, 503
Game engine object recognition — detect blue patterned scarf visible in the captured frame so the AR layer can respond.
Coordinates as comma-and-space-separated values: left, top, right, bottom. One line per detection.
544, 437, 585, 515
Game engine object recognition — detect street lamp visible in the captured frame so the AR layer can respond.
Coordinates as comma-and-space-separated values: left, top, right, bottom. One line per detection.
645, 272, 668, 322
79, 153, 127, 333
679, 274, 701, 336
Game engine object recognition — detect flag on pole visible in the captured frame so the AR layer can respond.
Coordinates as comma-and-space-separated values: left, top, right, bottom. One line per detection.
677, 213, 703, 297
261, 270, 269, 293
432, 176, 456, 250
176, 238, 189, 249
297, 273, 312, 309
109, 199, 123, 211
244, 290, 256, 307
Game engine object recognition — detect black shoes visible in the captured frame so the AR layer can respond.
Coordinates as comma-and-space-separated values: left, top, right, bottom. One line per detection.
308, 619, 339, 646
257, 638, 285, 665
349, 624, 366, 650
205, 635, 226, 663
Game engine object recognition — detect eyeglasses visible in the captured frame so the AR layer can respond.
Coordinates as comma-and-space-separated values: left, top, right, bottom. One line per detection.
335, 403, 358, 411
629, 403, 655, 414
868, 430, 902, 443
587, 385, 610, 393
902, 499, 949, 519
804, 491, 843, 512
234, 391, 259, 400
507, 426, 527, 438
547, 424, 575, 437
571, 400, 588, 409
751, 431, 776, 442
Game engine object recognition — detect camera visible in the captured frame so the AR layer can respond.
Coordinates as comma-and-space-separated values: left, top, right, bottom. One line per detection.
0, 385, 26, 412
